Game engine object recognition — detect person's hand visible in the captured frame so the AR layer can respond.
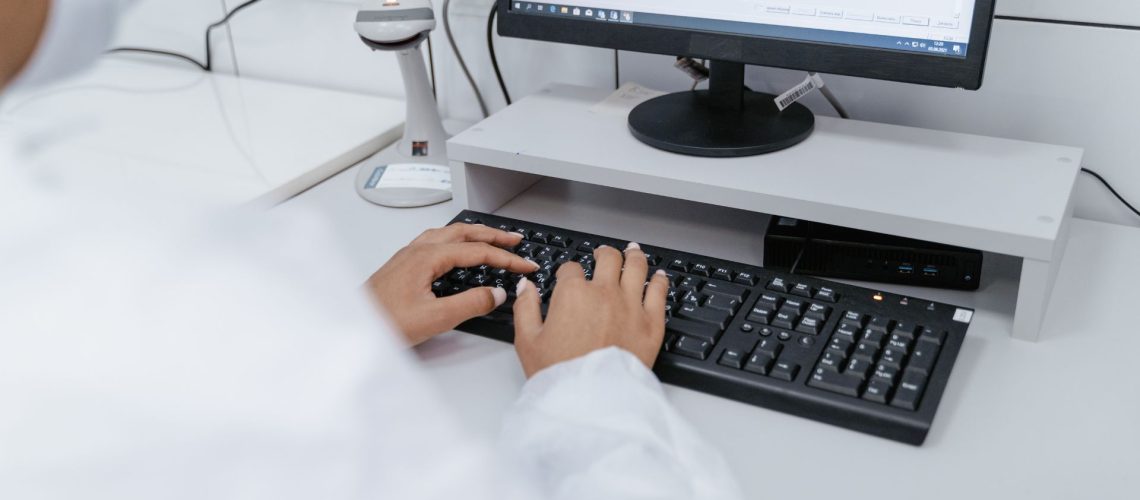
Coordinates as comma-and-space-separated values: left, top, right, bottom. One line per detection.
367, 224, 539, 346
513, 242, 671, 377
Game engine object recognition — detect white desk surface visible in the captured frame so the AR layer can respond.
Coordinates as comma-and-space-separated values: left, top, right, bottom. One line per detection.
0, 58, 405, 205
283, 159, 1139, 499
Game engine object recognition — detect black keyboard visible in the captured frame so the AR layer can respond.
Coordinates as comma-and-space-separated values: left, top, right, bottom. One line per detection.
438, 210, 972, 445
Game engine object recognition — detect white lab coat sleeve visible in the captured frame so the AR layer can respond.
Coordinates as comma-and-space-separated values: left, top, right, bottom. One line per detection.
500, 347, 744, 500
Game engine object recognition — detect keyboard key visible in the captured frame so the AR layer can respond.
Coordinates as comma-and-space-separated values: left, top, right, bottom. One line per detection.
516, 243, 538, 257
755, 338, 782, 357
460, 216, 481, 225
853, 341, 880, 362
754, 294, 783, 312
798, 336, 815, 347
767, 277, 790, 293
796, 317, 823, 335
907, 342, 941, 376
701, 281, 748, 302
734, 272, 757, 286
431, 280, 445, 296
862, 380, 892, 404
666, 318, 723, 343
529, 231, 550, 243
448, 269, 471, 283
920, 328, 947, 346
771, 359, 800, 381
890, 371, 928, 411
819, 350, 845, 371
690, 263, 712, 276
873, 365, 900, 385
834, 323, 859, 340
772, 310, 798, 330
745, 352, 775, 375
548, 234, 570, 247
719, 348, 746, 369
577, 241, 597, 252
887, 334, 912, 353
867, 316, 894, 335
828, 337, 854, 356
677, 304, 732, 330
680, 291, 702, 306
880, 348, 906, 369
862, 330, 886, 346
712, 267, 734, 282
703, 293, 741, 314
746, 308, 773, 324
674, 336, 714, 360
805, 303, 832, 321
667, 258, 689, 272
496, 223, 513, 232
791, 283, 813, 298
782, 299, 808, 315
679, 276, 703, 292
844, 358, 873, 380
891, 322, 918, 339
842, 311, 867, 327
777, 331, 792, 341
741, 323, 755, 333
815, 287, 839, 303
809, 368, 862, 397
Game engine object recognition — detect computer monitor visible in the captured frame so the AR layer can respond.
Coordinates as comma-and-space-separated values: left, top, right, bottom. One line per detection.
498, 1, 997, 157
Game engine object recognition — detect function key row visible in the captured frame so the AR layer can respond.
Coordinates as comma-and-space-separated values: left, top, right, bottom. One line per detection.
668, 259, 757, 286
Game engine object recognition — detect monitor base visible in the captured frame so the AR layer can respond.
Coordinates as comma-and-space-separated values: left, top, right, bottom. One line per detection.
628, 89, 815, 158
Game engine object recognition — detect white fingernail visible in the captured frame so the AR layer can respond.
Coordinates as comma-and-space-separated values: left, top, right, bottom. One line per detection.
512, 232, 526, 239
516, 278, 531, 294
491, 287, 507, 306
625, 241, 640, 251
655, 269, 667, 276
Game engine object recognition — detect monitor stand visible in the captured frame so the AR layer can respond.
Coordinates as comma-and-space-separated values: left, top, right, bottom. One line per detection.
628, 61, 815, 158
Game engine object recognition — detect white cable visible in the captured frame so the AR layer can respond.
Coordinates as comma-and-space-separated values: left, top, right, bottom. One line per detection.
442, 0, 489, 118
811, 73, 850, 119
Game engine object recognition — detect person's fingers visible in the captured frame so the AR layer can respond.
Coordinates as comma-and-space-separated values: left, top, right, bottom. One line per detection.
555, 260, 586, 284
414, 224, 526, 247
592, 245, 624, 286
427, 286, 507, 331
643, 269, 670, 333
620, 242, 649, 298
512, 278, 543, 341
430, 242, 539, 277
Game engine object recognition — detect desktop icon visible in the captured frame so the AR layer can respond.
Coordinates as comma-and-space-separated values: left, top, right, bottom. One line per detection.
953, 45, 962, 54
549, 5, 556, 13
573, 7, 580, 16
561, 6, 568, 14
585, 8, 593, 16
609, 10, 618, 20
597, 9, 606, 19
514, 2, 521, 9
621, 11, 632, 22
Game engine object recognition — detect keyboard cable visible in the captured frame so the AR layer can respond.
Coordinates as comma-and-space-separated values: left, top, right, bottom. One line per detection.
106, 0, 266, 72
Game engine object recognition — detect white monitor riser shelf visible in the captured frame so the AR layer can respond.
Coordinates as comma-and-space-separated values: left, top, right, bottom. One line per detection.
447, 84, 1082, 342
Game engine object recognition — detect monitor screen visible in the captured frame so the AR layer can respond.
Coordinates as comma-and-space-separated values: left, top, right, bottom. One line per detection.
509, 1, 977, 59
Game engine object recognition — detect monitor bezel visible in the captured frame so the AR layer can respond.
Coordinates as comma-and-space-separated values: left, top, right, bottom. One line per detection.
497, 1, 997, 90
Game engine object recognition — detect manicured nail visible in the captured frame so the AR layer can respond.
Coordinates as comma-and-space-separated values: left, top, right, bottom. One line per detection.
655, 269, 667, 276
625, 241, 641, 251
516, 277, 531, 294
491, 286, 507, 306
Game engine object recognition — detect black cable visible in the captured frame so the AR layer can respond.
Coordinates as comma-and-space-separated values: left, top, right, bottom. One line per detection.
614, 50, 621, 89
107, 0, 265, 72
487, 4, 511, 105
107, 48, 208, 71
1082, 167, 1140, 219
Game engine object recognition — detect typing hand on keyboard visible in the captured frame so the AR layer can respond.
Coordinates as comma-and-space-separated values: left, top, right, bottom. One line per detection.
513, 243, 672, 378
366, 223, 539, 345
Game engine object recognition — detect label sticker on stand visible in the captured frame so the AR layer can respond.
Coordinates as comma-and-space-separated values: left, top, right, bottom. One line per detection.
953, 308, 974, 323
365, 164, 452, 191
775, 73, 825, 111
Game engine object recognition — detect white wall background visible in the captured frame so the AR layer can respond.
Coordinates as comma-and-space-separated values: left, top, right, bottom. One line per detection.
112, 0, 1140, 228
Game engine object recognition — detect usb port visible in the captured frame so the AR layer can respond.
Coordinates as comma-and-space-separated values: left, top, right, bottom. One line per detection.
898, 264, 914, 274
922, 266, 940, 276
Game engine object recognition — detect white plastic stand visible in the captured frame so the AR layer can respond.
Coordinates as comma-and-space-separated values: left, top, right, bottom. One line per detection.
447, 85, 1083, 342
